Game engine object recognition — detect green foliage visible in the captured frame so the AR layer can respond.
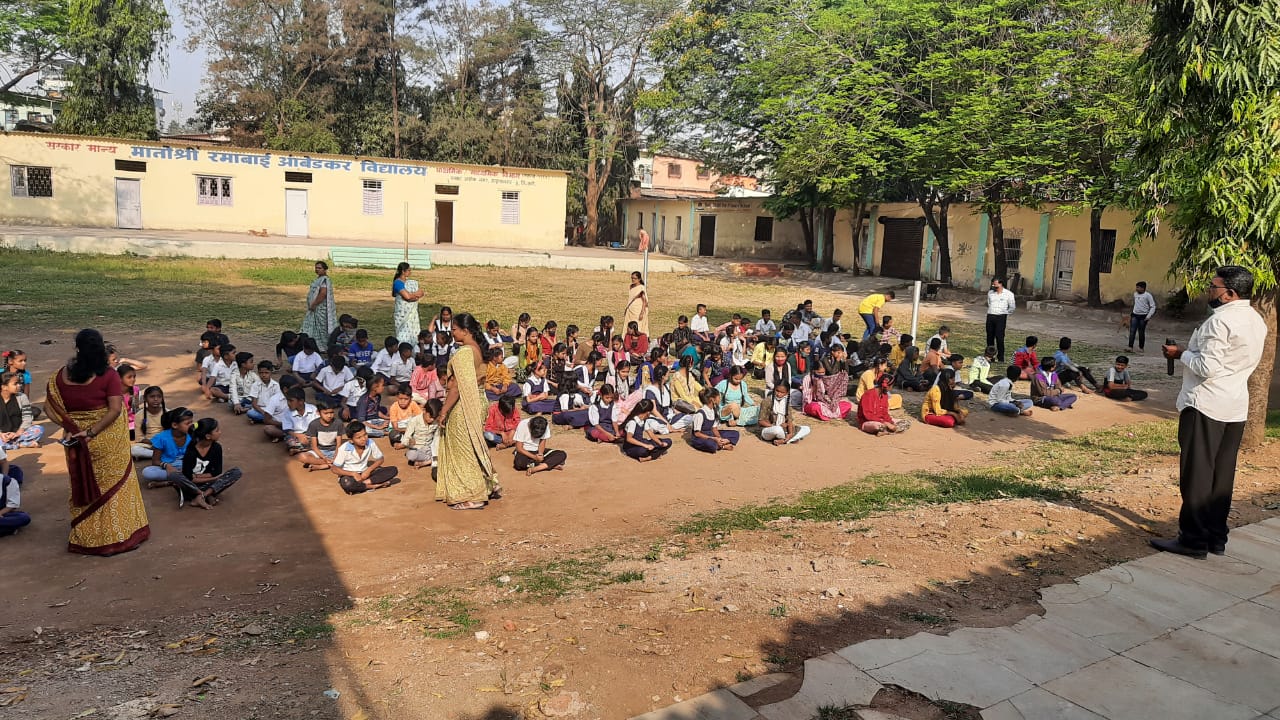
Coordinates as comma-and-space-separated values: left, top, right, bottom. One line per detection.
0, 0, 69, 94
495, 549, 645, 600
58, 0, 169, 139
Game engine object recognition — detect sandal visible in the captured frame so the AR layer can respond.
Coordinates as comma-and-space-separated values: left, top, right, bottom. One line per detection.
448, 501, 486, 510
489, 488, 503, 500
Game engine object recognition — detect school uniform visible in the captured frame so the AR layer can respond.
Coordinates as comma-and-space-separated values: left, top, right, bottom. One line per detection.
512, 419, 567, 471
690, 406, 740, 453
315, 366, 354, 407
0, 463, 30, 536
210, 358, 236, 395
401, 413, 440, 466
354, 393, 388, 436
332, 439, 398, 488
388, 354, 415, 385
522, 376, 558, 414
229, 369, 263, 412
585, 400, 620, 442
291, 351, 326, 382
369, 349, 395, 377
290, 403, 320, 437
622, 417, 672, 460
761, 394, 810, 444
644, 385, 691, 432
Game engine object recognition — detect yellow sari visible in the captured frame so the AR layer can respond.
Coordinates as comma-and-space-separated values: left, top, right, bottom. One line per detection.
47, 371, 149, 556
438, 346, 499, 504
624, 282, 649, 336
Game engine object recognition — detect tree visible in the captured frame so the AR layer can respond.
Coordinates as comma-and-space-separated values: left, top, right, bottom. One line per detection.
529, 0, 678, 245
1132, 0, 1280, 447
57, 0, 169, 139
0, 0, 68, 94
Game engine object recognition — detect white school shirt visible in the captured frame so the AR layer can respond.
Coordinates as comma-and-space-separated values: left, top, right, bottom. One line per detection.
290, 403, 319, 433
523, 376, 549, 397
369, 349, 395, 376
513, 418, 551, 453
210, 358, 237, 386
987, 378, 1015, 407
316, 366, 354, 393
574, 365, 596, 396
1176, 299, 1267, 423
2, 470, 19, 510
263, 393, 293, 431
1132, 291, 1157, 319
484, 332, 507, 352
987, 288, 1017, 316
755, 319, 777, 337
332, 439, 384, 474
200, 354, 218, 377
691, 314, 709, 334
693, 406, 718, 434
388, 353, 415, 383
587, 401, 617, 427
256, 379, 282, 407
229, 369, 263, 406
792, 322, 812, 343
292, 351, 325, 374
927, 334, 950, 355
341, 378, 364, 407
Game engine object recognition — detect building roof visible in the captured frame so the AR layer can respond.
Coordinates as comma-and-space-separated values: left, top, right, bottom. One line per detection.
629, 187, 772, 201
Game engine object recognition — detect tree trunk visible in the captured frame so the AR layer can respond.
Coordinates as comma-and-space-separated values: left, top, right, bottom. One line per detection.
1243, 288, 1278, 449
819, 207, 836, 272
989, 208, 1008, 283
1087, 205, 1105, 307
798, 207, 815, 261
849, 201, 867, 274
919, 195, 954, 284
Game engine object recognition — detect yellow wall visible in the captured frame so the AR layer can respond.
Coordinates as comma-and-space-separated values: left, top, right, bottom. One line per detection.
832, 201, 1183, 304
0, 132, 568, 250
620, 197, 808, 260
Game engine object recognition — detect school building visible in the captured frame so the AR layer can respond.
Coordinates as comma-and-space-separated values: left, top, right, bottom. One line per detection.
0, 132, 569, 251
618, 192, 1182, 304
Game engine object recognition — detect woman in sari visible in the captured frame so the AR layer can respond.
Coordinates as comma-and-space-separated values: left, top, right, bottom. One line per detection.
437, 313, 500, 510
393, 262, 426, 345
45, 329, 149, 556
301, 261, 337, 342
623, 271, 649, 337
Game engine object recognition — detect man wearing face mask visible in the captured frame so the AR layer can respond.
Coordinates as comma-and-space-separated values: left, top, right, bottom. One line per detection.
1154, 266, 1267, 558
985, 278, 1017, 363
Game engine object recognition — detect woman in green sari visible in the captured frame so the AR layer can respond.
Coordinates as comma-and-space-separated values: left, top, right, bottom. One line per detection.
301, 261, 337, 342
437, 313, 500, 510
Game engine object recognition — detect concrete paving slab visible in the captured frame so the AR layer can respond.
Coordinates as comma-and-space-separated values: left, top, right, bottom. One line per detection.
629, 689, 760, 720
756, 654, 881, 720
1044, 655, 1257, 720
1256, 516, 1280, 534
727, 673, 791, 699
1124, 626, 1280, 713
1236, 523, 1280, 544
950, 617, 1113, 684
1252, 587, 1280, 611
1039, 587, 1182, 653
835, 632, 959, 670
1193, 601, 1280, 659
867, 649, 1033, 708
856, 711, 913, 720
1037, 581, 1109, 606
981, 687, 1105, 720
1137, 550, 1280, 600
1076, 562, 1238, 625
1222, 533, 1280, 573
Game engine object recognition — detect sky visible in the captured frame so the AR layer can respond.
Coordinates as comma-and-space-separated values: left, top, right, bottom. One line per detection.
148, 0, 205, 125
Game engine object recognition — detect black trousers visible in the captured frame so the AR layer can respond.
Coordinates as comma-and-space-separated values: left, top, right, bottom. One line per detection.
1128, 314, 1149, 350
1058, 367, 1098, 389
1177, 408, 1244, 549
985, 314, 1008, 362
514, 449, 566, 471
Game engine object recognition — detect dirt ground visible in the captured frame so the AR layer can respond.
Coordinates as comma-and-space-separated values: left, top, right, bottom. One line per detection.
2, 302, 1275, 720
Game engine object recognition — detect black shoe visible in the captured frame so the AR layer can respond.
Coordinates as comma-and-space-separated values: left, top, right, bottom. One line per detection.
1209, 543, 1226, 556
1150, 537, 1207, 559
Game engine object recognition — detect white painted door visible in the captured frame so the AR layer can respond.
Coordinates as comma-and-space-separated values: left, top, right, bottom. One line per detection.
115, 179, 142, 229
1053, 240, 1075, 298
285, 189, 309, 237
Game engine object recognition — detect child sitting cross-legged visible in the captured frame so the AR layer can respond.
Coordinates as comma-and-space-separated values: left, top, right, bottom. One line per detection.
0, 445, 31, 537
402, 398, 442, 477
174, 417, 243, 509
690, 387, 739, 453
1030, 357, 1078, 411
142, 407, 194, 487
522, 361, 557, 414
584, 384, 622, 443
761, 380, 810, 445
857, 372, 909, 435
484, 395, 521, 449
1013, 336, 1040, 380
484, 346, 522, 401
922, 369, 968, 429
968, 346, 997, 394
988, 365, 1035, 416
1102, 355, 1149, 402
352, 373, 392, 437
331, 421, 399, 494
410, 352, 445, 405
300, 402, 344, 471
512, 415, 567, 475
388, 386, 422, 445
621, 399, 672, 462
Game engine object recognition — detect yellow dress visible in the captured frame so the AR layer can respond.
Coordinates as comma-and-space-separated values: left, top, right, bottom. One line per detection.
437, 346, 499, 504
670, 371, 703, 409
858, 369, 902, 410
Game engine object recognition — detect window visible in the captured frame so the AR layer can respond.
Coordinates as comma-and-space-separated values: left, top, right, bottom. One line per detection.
696, 166, 710, 180
10, 165, 52, 198
754, 216, 774, 243
435, 184, 460, 195
1097, 229, 1117, 273
500, 191, 520, 225
666, 162, 682, 179
284, 171, 313, 183
362, 179, 383, 216
115, 159, 147, 173
675, 215, 682, 243
196, 175, 233, 206
1003, 228, 1024, 274
660, 215, 667, 244
637, 212, 643, 230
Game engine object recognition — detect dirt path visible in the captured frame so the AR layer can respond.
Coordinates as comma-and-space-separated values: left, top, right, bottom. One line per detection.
0, 318, 1242, 719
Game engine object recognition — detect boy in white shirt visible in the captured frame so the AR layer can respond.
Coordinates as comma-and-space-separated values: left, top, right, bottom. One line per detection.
691, 304, 711, 341
331, 421, 399, 493
312, 356, 355, 407
388, 342, 416, 391
202, 343, 238, 402
987, 365, 1033, 416
248, 361, 281, 424
754, 309, 777, 338
369, 336, 398, 378
512, 416, 567, 475
229, 351, 263, 416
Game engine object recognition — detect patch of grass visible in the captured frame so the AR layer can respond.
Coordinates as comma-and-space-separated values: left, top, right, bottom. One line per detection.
735, 670, 753, 683
860, 557, 886, 567
814, 707, 860, 720
1267, 410, 1280, 439
764, 652, 791, 667
405, 587, 482, 640
496, 549, 644, 600
644, 543, 662, 563
275, 614, 335, 641
901, 611, 948, 625
677, 421, 1178, 535
768, 604, 789, 618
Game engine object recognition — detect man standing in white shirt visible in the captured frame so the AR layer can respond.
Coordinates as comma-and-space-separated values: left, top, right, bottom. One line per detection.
985, 278, 1017, 363
1155, 266, 1267, 559
1127, 281, 1157, 352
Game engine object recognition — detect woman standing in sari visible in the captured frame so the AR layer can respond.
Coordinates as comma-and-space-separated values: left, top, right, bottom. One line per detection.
301, 261, 337, 342
437, 313, 500, 510
46, 329, 149, 556
393, 262, 426, 345
623, 271, 649, 338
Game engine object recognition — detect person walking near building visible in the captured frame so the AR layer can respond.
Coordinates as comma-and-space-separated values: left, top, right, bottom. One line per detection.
1128, 281, 1157, 352
985, 278, 1017, 363
1153, 266, 1267, 558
